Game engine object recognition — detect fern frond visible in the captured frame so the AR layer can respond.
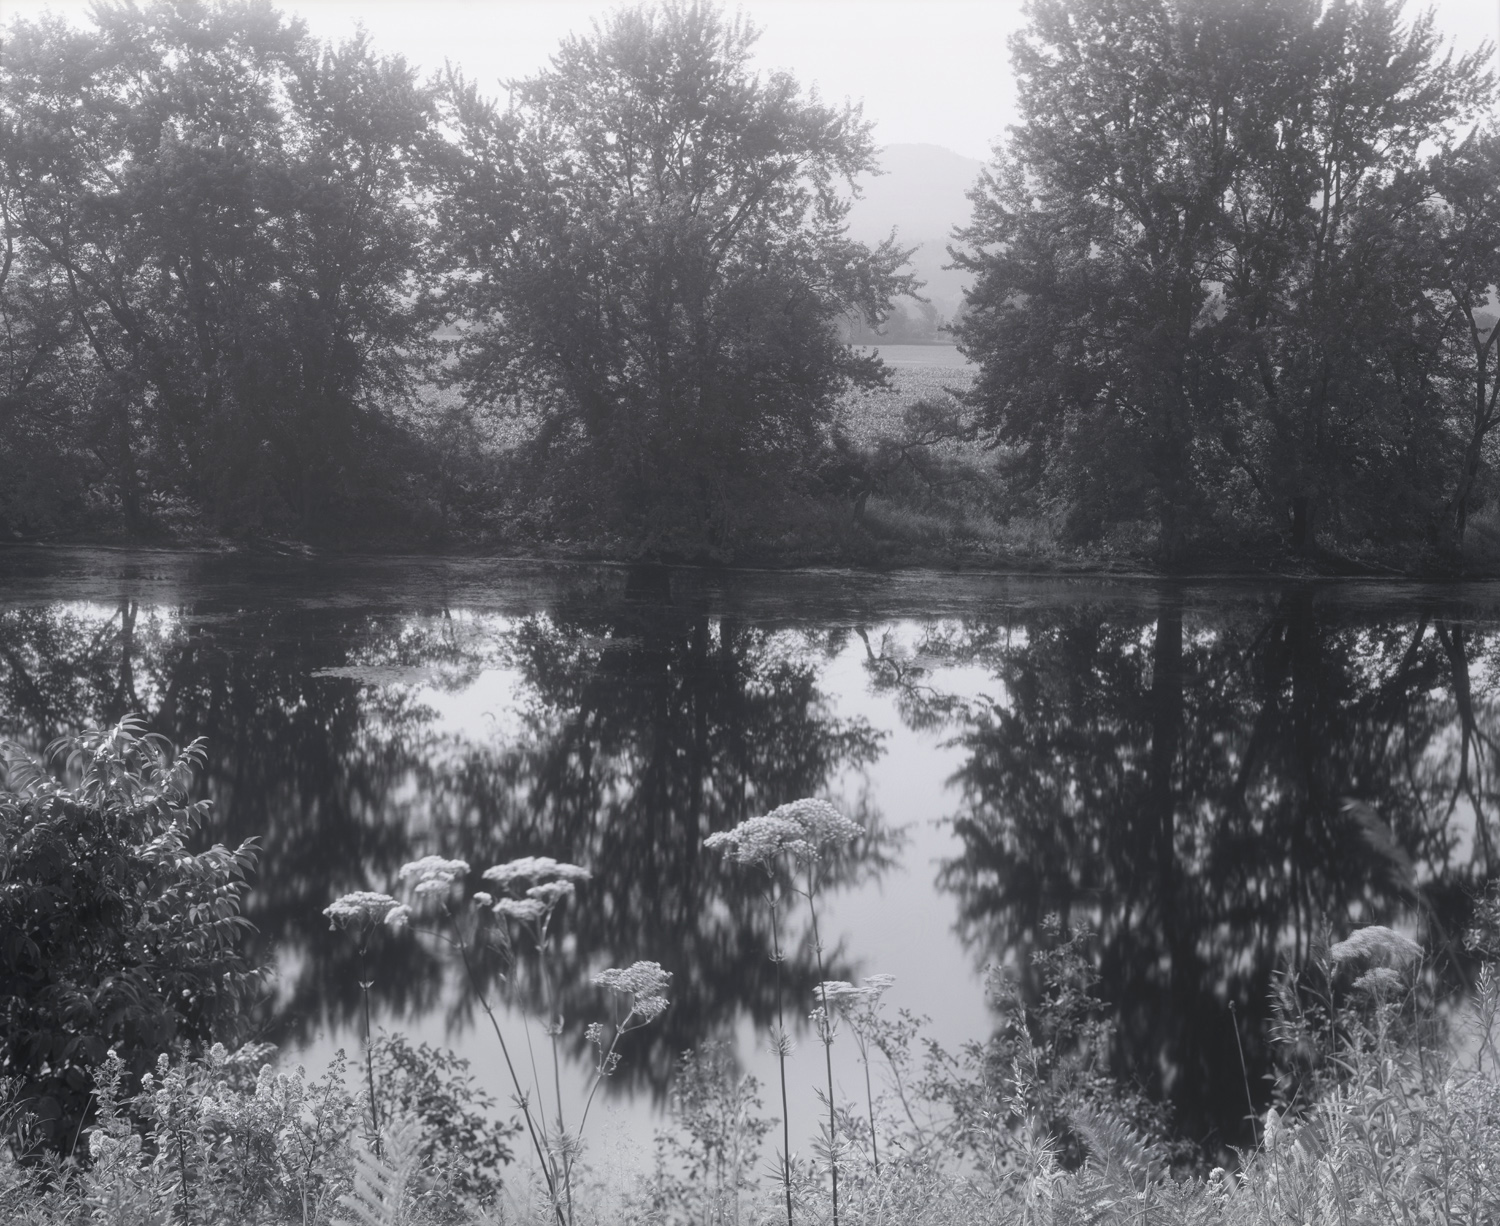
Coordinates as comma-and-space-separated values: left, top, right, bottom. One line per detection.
1066, 1100, 1164, 1194
334, 1114, 424, 1226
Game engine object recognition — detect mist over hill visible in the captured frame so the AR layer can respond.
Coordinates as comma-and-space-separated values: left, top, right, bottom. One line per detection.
847, 143, 986, 328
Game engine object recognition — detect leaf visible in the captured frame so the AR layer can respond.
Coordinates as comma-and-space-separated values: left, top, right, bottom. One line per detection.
333, 1113, 424, 1226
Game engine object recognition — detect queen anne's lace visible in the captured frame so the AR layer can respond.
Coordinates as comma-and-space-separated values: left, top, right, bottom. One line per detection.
704, 798, 861, 868
397, 856, 470, 889
594, 960, 672, 1022
527, 880, 576, 905
482, 856, 591, 886
323, 892, 399, 930
494, 897, 548, 923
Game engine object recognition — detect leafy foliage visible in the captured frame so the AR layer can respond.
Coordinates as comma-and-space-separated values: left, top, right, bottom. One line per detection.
431, 1, 914, 557
369, 1033, 518, 1205
954, 0, 1498, 562
0, 0, 441, 541
0, 717, 261, 1152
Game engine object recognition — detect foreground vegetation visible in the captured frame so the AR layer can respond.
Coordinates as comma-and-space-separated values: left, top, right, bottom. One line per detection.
4, 0, 1500, 571
4, 720, 1500, 1224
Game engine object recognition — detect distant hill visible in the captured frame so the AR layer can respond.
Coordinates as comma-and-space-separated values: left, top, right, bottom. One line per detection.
846, 143, 986, 326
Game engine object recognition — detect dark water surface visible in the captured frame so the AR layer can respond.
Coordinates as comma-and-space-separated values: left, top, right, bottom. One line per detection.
4, 546, 1498, 1161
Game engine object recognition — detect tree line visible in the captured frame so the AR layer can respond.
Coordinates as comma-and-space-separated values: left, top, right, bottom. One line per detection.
4, 0, 1499, 566
0, 0, 909, 554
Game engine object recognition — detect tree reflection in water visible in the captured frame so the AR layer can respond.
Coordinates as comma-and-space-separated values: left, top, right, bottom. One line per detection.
862, 586, 1500, 1154
0, 593, 888, 1103
6, 576, 1500, 1151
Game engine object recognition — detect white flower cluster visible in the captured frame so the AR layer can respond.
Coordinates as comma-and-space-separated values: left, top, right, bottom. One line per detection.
593, 960, 672, 1022
323, 891, 400, 930
483, 856, 592, 886
397, 856, 471, 896
703, 798, 861, 868
1353, 966, 1406, 998
814, 973, 896, 1013
481, 856, 590, 926
1329, 925, 1422, 969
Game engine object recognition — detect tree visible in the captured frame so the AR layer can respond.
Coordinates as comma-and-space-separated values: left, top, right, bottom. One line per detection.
0, 0, 439, 539
0, 719, 261, 1153
1426, 126, 1500, 550
433, 1, 914, 557
954, 0, 1491, 560
1224, 0, 1490, 553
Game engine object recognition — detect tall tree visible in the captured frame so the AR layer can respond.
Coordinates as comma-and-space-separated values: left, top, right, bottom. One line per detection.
1228, 0, 1490, 552
432, 1, 913, 557
1426, 126, 1500, 550
955, 0, 1491, 560
0, 0, 439, 538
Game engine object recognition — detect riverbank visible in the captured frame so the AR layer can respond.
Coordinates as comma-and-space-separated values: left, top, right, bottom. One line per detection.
6, 533, 1500, 582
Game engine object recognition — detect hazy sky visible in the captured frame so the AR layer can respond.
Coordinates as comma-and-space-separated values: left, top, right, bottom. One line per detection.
4, 0, 1499, 161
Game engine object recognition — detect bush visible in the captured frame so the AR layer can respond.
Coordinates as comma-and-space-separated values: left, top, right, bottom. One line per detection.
0, 718, 262, 1152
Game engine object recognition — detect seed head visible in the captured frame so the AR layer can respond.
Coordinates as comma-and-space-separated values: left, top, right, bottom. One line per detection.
1330, 926, 1422, 969
1353, 967, 1405, 998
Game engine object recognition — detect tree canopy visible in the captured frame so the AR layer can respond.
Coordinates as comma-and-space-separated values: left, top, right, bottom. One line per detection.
1, 0, 439, 540
953, 0, 1498, 562
431, 2, 913, 555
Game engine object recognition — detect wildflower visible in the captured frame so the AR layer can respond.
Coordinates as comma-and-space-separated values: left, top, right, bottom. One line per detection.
594, 960, 672, 1022
526, 880, 576, 906
780, 797, 862, 850
704, 798, 861, 868
494, 897, 548, 923
704, 814, 810, 867
324, 892, 400, 930
384, 904, 412, 931
1353, 967, 1405, 998
815, 981, 866, 1015
472, 891, 494, 907
397, 856, 470, 891
482, 856, 591, 887
1329, 925, 1422, 969
816, 974, 895, 1016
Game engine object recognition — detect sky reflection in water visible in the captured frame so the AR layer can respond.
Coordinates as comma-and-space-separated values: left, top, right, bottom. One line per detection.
2, 550, 1498, 1165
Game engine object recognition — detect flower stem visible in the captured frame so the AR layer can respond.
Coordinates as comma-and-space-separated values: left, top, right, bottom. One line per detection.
857, 1027, 879, 1175
770, 885, 793, 1226
448, 917, 565, 1226
539, 923, 573, 1226
358, 941, 381, 1159
806, 865, 838, 1226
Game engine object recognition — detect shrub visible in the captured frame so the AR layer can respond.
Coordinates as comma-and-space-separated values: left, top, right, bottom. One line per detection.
0, 718, 262, 1152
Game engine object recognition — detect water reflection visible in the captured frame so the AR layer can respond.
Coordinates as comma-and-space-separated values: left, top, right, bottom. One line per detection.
3, 569, 1499, 1156
0, 594, 888, 1101
863, 588, 1498, 1151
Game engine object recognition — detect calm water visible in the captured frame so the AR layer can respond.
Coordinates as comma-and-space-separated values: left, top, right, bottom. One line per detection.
3, 547, 1498, 1163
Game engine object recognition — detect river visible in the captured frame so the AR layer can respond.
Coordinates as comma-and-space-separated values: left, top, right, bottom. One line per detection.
2, 546, 1496, 1167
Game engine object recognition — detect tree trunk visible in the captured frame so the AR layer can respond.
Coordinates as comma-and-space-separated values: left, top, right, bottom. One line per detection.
1289, 495, 1313, 554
